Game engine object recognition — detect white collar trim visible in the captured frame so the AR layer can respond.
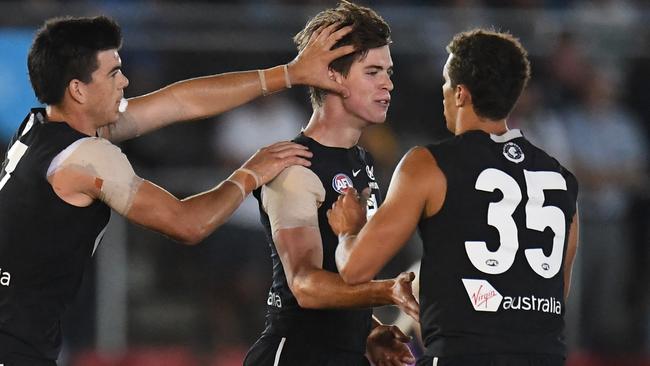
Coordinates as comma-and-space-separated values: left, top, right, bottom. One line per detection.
490, 129, 522, 143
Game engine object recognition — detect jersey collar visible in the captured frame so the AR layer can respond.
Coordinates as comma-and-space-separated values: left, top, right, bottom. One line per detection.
490, 129, 523, 143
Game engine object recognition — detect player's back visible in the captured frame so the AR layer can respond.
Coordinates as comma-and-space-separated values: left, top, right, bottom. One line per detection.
418, 129, 578, 357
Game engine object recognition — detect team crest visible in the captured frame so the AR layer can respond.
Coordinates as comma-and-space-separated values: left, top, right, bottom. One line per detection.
503, 142, 524, 163
332, 173, 354, 193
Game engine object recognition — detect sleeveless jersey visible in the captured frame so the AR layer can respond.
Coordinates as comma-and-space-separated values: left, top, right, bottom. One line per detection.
0, 109, 111, 360
253, 133, 382, 354
418, 129, 578, 357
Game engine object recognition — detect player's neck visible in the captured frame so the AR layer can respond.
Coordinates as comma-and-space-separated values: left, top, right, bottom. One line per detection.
454, 109, 508, 136
46, 104, 97, 136
303, 105, 364, 149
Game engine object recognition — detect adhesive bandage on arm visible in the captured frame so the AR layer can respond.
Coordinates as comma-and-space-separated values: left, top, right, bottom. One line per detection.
262, 165, 325, 234
47, 137, 144, 216
258, 64, 292, 96
225, 168, 260, 201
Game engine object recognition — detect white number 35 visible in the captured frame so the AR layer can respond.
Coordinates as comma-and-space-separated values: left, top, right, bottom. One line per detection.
465, 169, 567, 279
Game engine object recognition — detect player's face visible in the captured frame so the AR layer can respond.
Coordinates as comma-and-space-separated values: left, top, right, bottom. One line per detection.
340, 45, 393, 125
442, 53, 457, 133
85, 49, 129, 126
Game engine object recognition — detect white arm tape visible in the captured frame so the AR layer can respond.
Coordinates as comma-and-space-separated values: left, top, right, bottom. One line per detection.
47, 137, 144, 215
262, 165, 325, 234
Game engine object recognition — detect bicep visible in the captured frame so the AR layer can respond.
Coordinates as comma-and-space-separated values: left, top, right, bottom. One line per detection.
263, 165, 326, 284
125, 180, 185, 237
273, 227, 324, 286
99, 90, 185, 142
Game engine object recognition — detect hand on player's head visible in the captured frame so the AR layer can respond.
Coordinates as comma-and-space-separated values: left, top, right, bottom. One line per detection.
327, 187, 367, 236
289, 22, 355, 98
241, 141, 312, 187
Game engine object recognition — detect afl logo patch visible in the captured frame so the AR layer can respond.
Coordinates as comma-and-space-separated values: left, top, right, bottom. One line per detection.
503, 142, 524, 163
332, 173, 354, 193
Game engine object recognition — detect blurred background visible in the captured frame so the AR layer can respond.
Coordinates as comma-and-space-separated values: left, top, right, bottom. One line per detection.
1, 0, 649, 365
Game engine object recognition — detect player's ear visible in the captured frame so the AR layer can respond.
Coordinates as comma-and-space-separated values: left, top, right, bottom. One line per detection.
455, 84, 471, 107
68, 79, 87, 104
329, 68, 344, 84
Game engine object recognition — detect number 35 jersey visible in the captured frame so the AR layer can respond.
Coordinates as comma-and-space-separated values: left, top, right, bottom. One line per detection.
418, 129, 578, 357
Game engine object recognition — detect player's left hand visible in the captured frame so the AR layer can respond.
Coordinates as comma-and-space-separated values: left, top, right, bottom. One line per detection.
327, 187, 368, 236
365, 324, 416, 366
288, 22, 356, 97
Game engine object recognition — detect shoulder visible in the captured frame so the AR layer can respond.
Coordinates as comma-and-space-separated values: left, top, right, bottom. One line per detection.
264, 165, 325, 201
397, 146, 439, 173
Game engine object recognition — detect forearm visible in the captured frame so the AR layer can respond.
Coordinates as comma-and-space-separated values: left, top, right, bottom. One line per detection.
177, 169, 256, 243
118, 66, 292, 141
293, 268, 394, 310
336, 233, 372, 284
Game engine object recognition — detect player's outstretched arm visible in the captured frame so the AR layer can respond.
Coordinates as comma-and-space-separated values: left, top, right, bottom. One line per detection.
48, 140, 311, 245
330, 146, 445, 285
100, 24, 355, 142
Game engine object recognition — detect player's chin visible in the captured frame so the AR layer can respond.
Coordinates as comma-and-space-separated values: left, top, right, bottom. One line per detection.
369, 113, 388, 124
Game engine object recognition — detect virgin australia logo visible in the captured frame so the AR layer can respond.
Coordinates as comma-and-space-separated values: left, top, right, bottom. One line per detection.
462, 278, 502, 312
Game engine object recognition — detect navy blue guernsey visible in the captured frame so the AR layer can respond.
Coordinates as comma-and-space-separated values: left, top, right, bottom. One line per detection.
418, 130, 578, 357
0, 109, 110, 360
253, 133, 382, 354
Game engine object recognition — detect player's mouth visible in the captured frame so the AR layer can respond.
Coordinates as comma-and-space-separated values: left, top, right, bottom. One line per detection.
375, 97, 391, 108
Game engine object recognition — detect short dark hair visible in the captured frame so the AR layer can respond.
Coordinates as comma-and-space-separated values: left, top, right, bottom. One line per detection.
446, 29, 531, 121
294, 1, 391, 108
28, 16, 122, 105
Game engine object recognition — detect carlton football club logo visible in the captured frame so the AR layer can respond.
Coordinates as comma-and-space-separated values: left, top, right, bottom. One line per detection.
332, 173, 354, 193
503, 142, 524, 163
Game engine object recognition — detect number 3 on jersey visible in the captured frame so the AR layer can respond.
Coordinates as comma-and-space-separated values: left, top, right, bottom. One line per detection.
465, 168, 567, 278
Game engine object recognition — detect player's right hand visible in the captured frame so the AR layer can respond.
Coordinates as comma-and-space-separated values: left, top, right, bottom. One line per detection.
390, 271, 420, 323
288, 22, 355, 97
240, 141, 312, 187
327, 187, 368, 236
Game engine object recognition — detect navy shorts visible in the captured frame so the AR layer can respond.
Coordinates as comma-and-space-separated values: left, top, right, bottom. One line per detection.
416, 354, 565, 366
244, 335, 370, 366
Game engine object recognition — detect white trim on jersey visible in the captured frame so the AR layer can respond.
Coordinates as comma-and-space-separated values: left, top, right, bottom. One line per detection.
92, 223, 109, 257
273, 337, 287, 366
490, 129, 522, 143
433, 356, 439, 366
